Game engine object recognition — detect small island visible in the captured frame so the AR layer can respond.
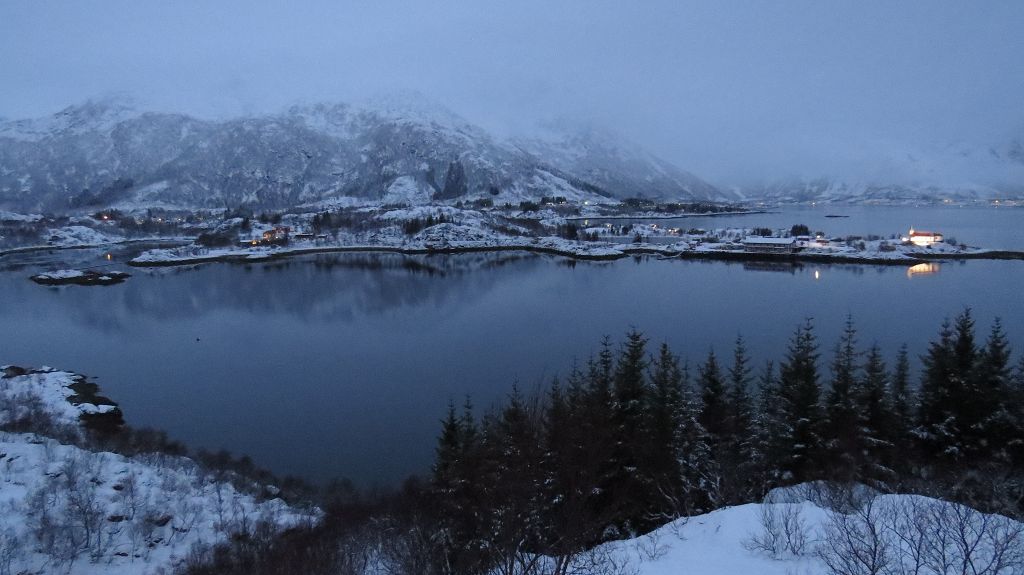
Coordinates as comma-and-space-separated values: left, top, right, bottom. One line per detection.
30, 269, 131, 286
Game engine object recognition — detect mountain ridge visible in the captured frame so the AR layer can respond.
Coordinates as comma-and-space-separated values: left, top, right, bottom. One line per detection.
0, 96, 727, 213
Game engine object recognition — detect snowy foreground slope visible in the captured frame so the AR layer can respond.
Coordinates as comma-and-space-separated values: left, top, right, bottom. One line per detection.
0, 366, 318, 575
602, 487, 1024, 575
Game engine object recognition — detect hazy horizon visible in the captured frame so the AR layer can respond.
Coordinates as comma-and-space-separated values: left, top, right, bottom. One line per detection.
3, 1, 1023, 188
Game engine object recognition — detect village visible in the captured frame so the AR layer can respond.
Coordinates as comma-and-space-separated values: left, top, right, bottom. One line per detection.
122, 202, 978, 267
1, 199, 997, 273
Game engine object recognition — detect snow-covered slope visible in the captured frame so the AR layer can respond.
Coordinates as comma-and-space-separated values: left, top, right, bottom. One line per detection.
0, 366, 318, 574
749, 139, 1024, 203
0, 95, 727, 212
602, 486, 1023, 575
515, 119, 730, 202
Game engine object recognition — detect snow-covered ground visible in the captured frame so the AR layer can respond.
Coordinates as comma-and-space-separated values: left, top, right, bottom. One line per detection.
1, 367, 119, 427
0, 367, 319, 575
45, 225, 123, 247
128, 211, 992, 267
600, 486, 1024, 575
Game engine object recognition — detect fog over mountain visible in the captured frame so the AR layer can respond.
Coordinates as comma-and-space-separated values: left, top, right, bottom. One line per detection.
1, 1, 1022, 202
0, 95, 734, 211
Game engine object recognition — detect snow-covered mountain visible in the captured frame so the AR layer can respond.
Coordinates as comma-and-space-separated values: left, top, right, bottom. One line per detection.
748, 138, 1024, 203
0, 95, 729, 212
514, 119, 730, 202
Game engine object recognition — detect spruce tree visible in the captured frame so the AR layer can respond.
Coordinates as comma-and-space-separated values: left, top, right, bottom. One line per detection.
647, 343, 686, 518
778, 319, 824, 484
697, 349, 728, 505
724, 336, 756, 503
432, 400, 487, 573
972, 318, 1013, 466
824, 316, 861, 483
676, 360, 714, 513
582, 344, 617, 534
917, 317, 958, 470
890, 344, 913, 450
489, 386, 544, 572
919, 309, 980, 474
857, 343, 897, 488
609, 330, 653, 534
752, 360, 786, 494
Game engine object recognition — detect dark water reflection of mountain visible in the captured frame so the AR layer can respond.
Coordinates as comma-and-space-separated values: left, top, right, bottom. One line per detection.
1, 246, 1021, 486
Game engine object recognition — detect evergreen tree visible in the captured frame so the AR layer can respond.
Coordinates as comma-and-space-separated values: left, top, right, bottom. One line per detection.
824, 316, 861, 482
891, 344, 913, 443
917, 310, 978, 473
487, 386, 545, 573
608, 330, 653, 534
971, 318, 1013, 466
857, 343, 897, 488
646, 343, 686, 518
676, 360, 714, 513
723, 336, 756, 503
581, 342, 618, 533
917, 317, 958, 469
697, 349, 728, 505
698, 350, 729, 443
432, 400, 487, 574
546, 367, 608, 555
752, 360, 785, 493
1009, 356, 1024, 478
778, 319, 824, 484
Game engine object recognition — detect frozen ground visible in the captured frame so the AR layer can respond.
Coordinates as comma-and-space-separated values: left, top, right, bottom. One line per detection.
0, 366, 319, 575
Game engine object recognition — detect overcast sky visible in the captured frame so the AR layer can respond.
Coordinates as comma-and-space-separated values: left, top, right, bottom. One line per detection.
2, 1, 1023, 185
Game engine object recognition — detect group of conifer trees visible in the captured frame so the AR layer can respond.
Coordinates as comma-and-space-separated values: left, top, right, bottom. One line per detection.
428, 309, 1024, 573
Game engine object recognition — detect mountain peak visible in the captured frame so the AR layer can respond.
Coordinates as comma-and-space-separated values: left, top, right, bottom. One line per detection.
1, 94, 141, 142
357, 91, 472, 130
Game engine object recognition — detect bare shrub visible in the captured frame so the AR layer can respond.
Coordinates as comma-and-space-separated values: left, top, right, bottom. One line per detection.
817, 496, 892, 575
818, 495, 1024, 575
0, 528, 24, 575
744, 502, 811, 558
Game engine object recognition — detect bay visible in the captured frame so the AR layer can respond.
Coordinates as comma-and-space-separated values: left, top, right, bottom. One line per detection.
1, 205, 1022, 486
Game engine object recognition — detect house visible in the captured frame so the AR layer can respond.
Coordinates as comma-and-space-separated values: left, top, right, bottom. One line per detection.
742, 236, 796, 254
262, 226, 291, 242
902, 228, 943, 247
241, 226, 292, 247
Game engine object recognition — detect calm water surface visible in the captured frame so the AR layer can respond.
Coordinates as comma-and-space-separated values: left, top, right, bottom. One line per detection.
2, 206, 1022, 485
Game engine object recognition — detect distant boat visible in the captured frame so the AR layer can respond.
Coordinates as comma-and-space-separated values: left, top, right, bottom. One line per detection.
824, 214, 849, 218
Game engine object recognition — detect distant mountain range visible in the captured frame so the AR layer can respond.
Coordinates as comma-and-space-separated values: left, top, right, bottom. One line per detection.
746, 139, 1024, 203
0, 95, 729, 213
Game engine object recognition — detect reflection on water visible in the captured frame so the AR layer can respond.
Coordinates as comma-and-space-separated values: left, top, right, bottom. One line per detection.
2, 246, 1022, 486
742, 261, 798, 274
907, 262, 940, 279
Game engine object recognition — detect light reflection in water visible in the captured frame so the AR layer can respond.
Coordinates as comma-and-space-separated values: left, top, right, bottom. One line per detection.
907, 262, 940, 279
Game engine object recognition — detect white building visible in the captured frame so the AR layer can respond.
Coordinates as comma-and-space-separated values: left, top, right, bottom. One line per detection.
743, 237, 796, 253
902, 228, 943, 247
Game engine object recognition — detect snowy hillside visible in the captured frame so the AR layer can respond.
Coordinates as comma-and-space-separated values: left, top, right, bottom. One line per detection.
749, 139, 1024, 203
0, 95, 731, 213
0, 366, 318, 575
515, 119, 730, 202
602, 485, 1024, 575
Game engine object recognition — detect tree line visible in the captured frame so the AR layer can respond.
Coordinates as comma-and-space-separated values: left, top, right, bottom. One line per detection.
425, 310, 1024, 574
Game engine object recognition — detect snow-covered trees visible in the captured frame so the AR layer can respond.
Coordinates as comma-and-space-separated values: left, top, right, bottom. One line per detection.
421, 310, 1024, 574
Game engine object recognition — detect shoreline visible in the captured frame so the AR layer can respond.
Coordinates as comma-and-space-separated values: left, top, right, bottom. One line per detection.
0, 236, 192, 258
124, 240, 1024, 268
564, 210, 768, 221
5, 233, 1020, 269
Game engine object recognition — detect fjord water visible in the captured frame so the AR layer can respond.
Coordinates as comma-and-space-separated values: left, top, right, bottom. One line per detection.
2, 206, 1023, 485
